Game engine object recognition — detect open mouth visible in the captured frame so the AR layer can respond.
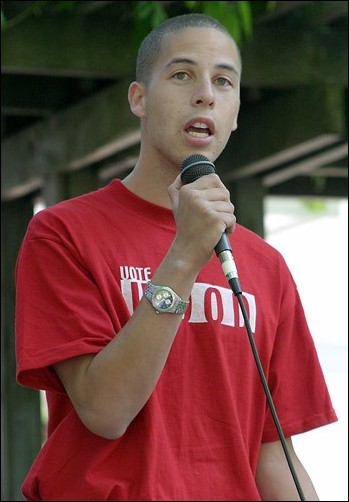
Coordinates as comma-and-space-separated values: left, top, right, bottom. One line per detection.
186, 122, 212, 138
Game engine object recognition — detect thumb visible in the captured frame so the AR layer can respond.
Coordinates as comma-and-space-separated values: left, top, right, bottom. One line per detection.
167, 173, 183, 206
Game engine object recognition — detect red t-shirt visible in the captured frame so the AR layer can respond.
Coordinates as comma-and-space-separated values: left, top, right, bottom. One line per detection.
15, 179, 337, 501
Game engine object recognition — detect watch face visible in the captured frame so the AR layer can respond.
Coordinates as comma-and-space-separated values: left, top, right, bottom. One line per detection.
153, 288, 175, 312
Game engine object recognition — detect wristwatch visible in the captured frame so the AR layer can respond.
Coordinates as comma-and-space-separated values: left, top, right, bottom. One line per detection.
144, 281, 189, 315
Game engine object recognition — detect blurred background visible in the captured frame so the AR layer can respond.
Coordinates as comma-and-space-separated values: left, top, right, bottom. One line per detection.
2, 1, 348, 500
265, 195, 348, 501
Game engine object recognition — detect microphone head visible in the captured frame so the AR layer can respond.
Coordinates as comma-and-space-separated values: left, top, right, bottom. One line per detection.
180, 154, 215, 184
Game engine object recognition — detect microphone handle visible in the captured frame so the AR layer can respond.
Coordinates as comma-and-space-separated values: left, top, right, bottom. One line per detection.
211, 206, 241, 295
215, 232, 232, 255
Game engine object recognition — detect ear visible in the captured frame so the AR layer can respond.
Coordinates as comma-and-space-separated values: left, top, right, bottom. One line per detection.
128, 81, 146, 118
232, 100, 240, 131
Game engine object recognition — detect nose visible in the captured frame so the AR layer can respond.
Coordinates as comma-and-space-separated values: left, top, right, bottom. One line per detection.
191, 80, 215, 108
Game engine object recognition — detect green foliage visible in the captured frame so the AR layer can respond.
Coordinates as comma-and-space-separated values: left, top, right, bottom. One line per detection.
130, 1, 256, 55
266, 1, 278, 13
2, 1, 278, 46
2, 1, 45, 30
131, 1, 169, 54
129, 1, 278, 50
184, 1, 253, 44
1, 1, 77, 30
300, 197, 327, 213
133, 1, 168, 27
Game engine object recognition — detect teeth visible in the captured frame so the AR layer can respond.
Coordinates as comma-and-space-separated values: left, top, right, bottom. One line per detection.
188, 131, 209, 138
192, 122, 207, 128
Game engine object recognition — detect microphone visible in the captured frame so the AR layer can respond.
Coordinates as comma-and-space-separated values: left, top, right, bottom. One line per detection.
180, 154, 242, 295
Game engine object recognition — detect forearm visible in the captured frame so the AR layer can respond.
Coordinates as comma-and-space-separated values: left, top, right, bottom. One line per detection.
256, 439, 320, 501
54, 247, 199, 439
258, 463, 319, 501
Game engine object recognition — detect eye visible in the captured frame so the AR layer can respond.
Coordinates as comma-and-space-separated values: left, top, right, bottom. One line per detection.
172, 71, 190, 81
215, 77, 233, 87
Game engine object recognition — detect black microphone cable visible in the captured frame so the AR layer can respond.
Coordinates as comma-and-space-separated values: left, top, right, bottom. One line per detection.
180, 153, 306, 502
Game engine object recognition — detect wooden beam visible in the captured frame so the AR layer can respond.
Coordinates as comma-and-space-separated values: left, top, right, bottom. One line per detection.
268, 175, 348, 197
1, 73, 113, 115
262, 143, 348, 187
1, 81, 140, 200
1, 12, 136, 79
257, 1, 348, 24
240, 24, 348, 87
226, 134, 342, 180
1, 10, 347, 86
217, 85, 346, 179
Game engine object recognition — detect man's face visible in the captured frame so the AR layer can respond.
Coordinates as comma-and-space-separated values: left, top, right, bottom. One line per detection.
142, 26, 241, 167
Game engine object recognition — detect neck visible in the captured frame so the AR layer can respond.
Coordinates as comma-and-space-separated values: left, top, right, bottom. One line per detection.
122, 160, 177, 209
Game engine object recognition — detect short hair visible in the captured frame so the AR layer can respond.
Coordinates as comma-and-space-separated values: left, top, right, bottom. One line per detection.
136, 13, 240, 85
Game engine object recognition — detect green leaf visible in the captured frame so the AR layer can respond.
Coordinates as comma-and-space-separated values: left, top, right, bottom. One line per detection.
150, 2, 168, 28
184, 1, 201, 10
236, 1, 253, 38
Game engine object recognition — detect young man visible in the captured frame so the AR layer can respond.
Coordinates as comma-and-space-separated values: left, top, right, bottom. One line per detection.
15, 13, 337, 501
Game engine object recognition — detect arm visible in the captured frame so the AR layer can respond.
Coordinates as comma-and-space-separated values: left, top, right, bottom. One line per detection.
53, 173, 235, 440
256, 438, 319, 501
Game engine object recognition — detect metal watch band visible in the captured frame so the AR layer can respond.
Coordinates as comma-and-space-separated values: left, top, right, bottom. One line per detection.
144, 281, 189, 315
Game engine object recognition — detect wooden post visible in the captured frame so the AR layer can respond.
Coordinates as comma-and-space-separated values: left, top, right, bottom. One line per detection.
1, 196, 42, 501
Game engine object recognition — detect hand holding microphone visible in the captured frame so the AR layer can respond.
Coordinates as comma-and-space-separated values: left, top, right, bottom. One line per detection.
179, 154, 242, 295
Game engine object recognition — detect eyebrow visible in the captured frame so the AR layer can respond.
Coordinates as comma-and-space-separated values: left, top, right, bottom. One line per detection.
166, 57, 240, 77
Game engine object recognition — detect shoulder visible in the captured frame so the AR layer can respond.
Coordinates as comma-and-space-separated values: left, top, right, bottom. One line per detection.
26, 181, 120, 238
233, 223, 296, 289
234, 223, 286, 263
